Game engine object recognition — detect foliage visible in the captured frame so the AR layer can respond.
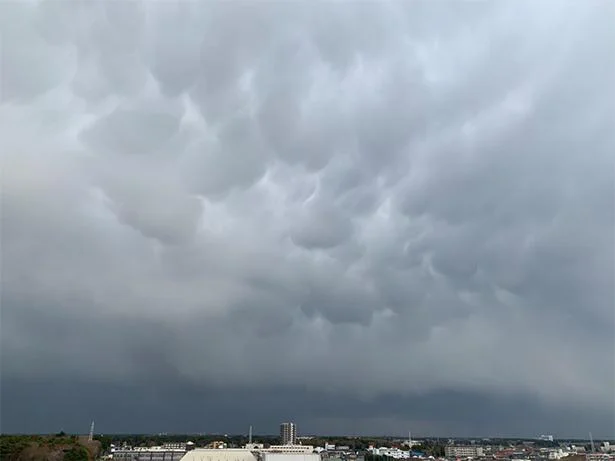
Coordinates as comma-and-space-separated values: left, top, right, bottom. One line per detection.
95, 435, 113, 451
0, 434, 93, 461
64, 445, 90, 461
413, 442, 445, 457
0, 435, 34, 460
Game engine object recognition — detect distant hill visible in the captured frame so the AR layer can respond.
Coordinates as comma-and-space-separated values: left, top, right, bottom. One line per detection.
0, 434, 101, 461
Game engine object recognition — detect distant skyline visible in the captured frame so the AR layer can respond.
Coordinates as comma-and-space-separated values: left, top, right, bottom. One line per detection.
1, 0, 614, 437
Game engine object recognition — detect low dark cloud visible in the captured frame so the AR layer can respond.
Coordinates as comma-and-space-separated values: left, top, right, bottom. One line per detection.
3, 379, 614, 438
1, 0, 614, 436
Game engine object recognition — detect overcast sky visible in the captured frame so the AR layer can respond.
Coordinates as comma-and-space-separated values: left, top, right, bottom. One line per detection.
1, 0, 614, 438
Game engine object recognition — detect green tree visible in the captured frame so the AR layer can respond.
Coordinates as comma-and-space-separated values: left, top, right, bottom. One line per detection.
64, 446, 90, 461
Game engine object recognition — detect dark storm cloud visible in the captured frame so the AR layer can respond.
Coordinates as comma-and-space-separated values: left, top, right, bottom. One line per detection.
1, 0, 614, 435
3, 379, 614, 438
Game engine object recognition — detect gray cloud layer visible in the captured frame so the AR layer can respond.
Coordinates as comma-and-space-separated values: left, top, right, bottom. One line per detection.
1, 0, 614, 436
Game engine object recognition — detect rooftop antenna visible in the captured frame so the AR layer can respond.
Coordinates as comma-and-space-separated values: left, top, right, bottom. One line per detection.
88, 421, 95, 442
249, 426, 253, 444
589, 433, 595, 453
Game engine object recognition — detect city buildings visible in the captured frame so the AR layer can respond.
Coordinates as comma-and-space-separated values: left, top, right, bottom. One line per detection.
266, 447, 313, 454
112, 446, 187, 461
546, 449, 567, 459
181, 449, 257, 461
104, 427, 615, 461
260, 453, 320, 461
586, 454, 615, 461
280, 423, 297, 446
206, 442, 228, 450
368, 447, 413, 459
244, 444, 265, 451
445, 446, 485, 458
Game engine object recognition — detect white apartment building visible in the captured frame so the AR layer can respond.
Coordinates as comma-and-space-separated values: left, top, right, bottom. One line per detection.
180, 449, 256, 461
369, 448, 411, 459
112, 447, 186, 461
547, 450, 567, 459
586, 455, 615, 461
244, 445, 265, 451
445, 446, 485, 458
280, 423, 297, 445
260, 453, 320, 461
265, 447, 313, 454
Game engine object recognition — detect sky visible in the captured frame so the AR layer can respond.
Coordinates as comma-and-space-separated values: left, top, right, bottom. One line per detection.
1, 0, 614, 438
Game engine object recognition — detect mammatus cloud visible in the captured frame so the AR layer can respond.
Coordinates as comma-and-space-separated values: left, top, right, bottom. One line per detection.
1, 0, 614, 435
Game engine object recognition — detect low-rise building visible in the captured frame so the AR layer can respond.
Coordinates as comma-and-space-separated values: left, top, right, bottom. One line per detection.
264, 446, 314, 454
586, 455, 615, 461
164, 444, 188, 450
368, 447, 411, 459
260, 453, 320, 461
547, 449, 567, 459
112, 447, 186, 461
444, 446, 484, 458
206, 442, 228, 450
180, 449, 257, 461
245, 445, 265, 451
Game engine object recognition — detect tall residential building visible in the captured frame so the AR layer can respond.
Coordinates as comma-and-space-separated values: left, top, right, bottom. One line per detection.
280, 422, 297, 445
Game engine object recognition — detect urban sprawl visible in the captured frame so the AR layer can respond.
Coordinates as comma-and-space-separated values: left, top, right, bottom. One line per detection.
102, 422, 615, 461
